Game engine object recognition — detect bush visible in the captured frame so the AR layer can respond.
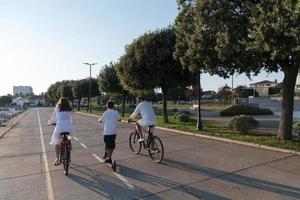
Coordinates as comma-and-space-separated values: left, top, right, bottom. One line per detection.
176, 114, 190, 122
293, 122, 300, 137
182, 110, 191, 115
229, 115, 258, 134
173, 112, 182, 118
240, 89, 259, 98
268, 87, 281, 95
128, 104, 136, 108
173, 112, 190, 122
173, 110, 190, 115
220, 105, 273, 116
172, 108, 178, 112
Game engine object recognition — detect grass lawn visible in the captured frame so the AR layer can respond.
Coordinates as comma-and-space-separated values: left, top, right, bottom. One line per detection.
78, 105, 300, 152
153, 102, 230, 112
201, 103, 231, 111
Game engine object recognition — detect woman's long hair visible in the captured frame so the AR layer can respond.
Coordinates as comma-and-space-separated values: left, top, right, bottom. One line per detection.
56, 97, 72, 112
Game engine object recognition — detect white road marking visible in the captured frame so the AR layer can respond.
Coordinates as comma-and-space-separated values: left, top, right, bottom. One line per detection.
73, 137, 79, 141
80, 143, 88, 149
113, 173, 134, 189
92, 153, 134, 189
92, 153, 104, 162
37, 109, 55, 200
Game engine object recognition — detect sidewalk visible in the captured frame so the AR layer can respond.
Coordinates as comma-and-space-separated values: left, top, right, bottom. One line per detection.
0, 111, 28, 139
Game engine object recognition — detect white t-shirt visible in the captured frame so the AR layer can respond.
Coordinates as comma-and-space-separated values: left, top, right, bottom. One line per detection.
99, 109, 121, 135
130, 101, 157, 126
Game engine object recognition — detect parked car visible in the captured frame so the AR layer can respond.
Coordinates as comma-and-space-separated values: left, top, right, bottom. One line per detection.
0, 113, 8, 124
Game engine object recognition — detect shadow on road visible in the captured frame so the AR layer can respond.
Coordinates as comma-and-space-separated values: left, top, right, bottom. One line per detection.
161, 158, 300, 199
118, 165, 231, 200
67, 163, 162, 200
67, 163, 231, 200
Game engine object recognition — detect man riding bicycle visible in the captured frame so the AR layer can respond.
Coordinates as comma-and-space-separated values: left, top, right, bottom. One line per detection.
128, 96, 157, 143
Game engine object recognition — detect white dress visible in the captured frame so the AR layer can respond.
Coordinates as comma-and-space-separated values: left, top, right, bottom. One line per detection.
48, 108, 75, 145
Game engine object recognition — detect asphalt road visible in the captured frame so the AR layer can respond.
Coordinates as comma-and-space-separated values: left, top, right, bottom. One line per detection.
0, 108, 299, 200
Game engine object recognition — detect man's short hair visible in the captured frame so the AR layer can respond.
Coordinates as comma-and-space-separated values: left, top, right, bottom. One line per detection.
107, 100, 114, 109
137, 96, 144, 102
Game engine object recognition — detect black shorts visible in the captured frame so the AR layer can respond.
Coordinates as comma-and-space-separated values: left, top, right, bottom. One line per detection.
104, 134, 116, 149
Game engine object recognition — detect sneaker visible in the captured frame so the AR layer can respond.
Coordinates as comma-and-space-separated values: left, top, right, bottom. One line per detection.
54, 159, 61, 166
137, 138, 144, 143
104, 158, 112, 164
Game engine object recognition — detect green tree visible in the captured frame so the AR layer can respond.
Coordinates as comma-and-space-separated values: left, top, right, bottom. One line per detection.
174, 0, 204, 130
59, 81, 74, 102
98, 62, 128, 117
175, 0, 264, 129
46, 81, 62, 105
72, 79, 99, 111
245, 1, 300, 139
0, 95, 12, 107
117, 27, 195, 123
167, 86, 189, 101
175, 0, 300, 140
72, 80, 87, 111
216, 85, 233, 104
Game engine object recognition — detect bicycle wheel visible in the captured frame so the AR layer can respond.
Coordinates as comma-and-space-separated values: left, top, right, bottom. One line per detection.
148, 136, 164, 163
129, 132, 142, 154
63, 145, 70, 175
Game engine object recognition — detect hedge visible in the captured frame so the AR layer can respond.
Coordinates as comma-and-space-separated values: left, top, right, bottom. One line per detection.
220, 105, 273, 116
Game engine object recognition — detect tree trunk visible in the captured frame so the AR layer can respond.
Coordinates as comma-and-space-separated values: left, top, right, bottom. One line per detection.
196, 70, 203, 130
86, 99, 89, 112
78, 98, 81, 111
161, 87, 169, 123
277, 64, 298, 140
121, 94, 126, 117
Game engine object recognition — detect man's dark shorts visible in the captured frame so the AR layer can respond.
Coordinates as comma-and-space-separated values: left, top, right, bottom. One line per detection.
104, 134, 117, 149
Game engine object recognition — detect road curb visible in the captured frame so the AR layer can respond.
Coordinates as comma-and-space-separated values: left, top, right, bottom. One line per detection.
0, 111, 29, 139
75, 111, 300, 156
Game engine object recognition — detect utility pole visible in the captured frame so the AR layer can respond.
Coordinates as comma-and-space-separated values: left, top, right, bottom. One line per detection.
83, 62, 97, 113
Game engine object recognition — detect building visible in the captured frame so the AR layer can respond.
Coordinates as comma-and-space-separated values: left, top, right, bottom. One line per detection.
13, 86, 33, 96
249, 80, 278, 96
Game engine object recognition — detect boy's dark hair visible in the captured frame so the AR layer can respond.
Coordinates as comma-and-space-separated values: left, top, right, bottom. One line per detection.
137, 96, 144, 102
107, 100, 114, 109
57, 97, 72, 112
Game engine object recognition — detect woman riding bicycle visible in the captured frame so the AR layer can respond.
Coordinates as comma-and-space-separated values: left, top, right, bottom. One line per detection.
48, 97, 75, 166
128, 96, 157, 143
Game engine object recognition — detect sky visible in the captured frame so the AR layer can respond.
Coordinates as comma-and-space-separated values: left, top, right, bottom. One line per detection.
0, 0, 284, 96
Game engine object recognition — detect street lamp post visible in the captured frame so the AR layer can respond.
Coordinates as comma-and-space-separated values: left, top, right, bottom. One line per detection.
196, 69, 203, 130
83, 62, 97, 113
231, 74, 234, 104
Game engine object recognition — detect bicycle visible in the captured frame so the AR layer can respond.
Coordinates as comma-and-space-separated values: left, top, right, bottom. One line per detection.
60, 132, 71, 175
128, 120, 164, 163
